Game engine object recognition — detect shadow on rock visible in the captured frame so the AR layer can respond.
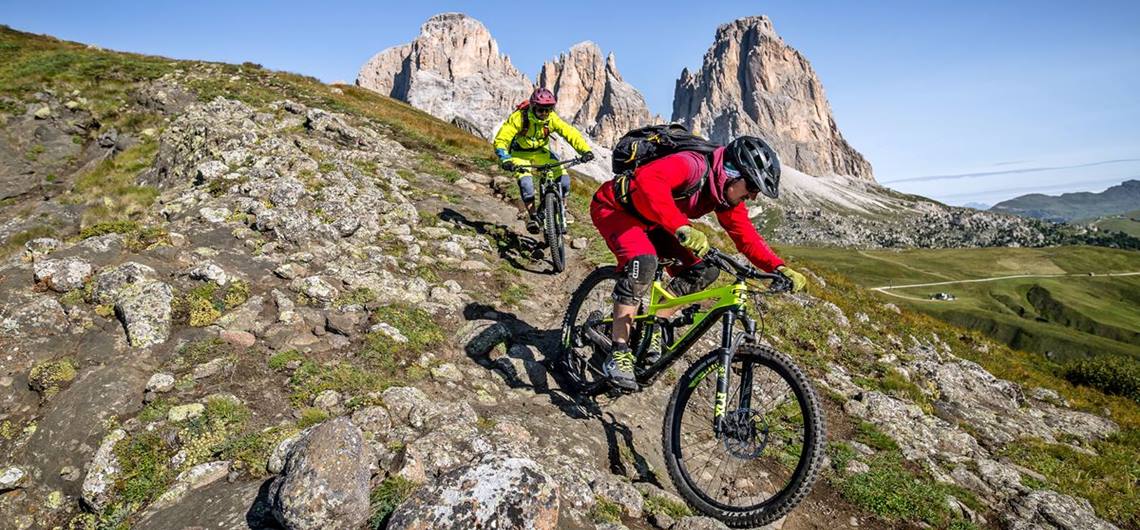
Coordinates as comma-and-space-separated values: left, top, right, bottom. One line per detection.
601, 412, 663, 487
438, 208, 553, 275
460, 302, 598, 420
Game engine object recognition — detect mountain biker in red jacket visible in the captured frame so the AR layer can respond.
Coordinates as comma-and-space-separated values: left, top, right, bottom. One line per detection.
590, 136, 807, 389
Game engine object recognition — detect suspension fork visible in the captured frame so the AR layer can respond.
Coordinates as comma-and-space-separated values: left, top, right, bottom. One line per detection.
712, 309, 758, 436
713, 311, 736, 436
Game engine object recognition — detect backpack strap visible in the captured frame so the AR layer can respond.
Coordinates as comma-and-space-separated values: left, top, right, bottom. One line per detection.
510, 109, 530, 152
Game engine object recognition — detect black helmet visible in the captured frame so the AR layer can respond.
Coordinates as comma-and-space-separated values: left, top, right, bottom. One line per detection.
726, 136, 780, 199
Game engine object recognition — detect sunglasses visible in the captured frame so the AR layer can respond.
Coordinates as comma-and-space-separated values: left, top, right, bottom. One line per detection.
533, 105, 554, 115
733, 177, 761, 194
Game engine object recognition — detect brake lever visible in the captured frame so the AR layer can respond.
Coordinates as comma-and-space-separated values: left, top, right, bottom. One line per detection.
767, 273, 793, 294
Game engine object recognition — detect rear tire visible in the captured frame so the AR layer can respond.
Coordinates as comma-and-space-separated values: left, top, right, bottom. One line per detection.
543, 191, 565, 273
662, 344, 825, 528
558, 266, 620, 396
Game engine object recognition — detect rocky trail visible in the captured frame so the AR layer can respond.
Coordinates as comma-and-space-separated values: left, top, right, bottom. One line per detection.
0, 33, 1134, 529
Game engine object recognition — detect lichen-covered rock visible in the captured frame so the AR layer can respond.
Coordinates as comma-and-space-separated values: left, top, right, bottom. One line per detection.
672, 516, 731, 530
90, 261, 156, 304
269, 418, 370, 530
1004, 490, 1119, 530
592, 475, 644, 518
146, 372, 175, 393
293, 276, 337, 308
81, 429, 127, 510
33, 257, 92, 292
382, 386, 432, 424
0, 466, 28, 492
349, 406, 391, 436
23, 237, 61, 260
0, 295, 69, 337
186, 261, 229, 285
843, 391, 981, 463
114, 279, 174, 347
168, 403, 206, 422
28, 358, 78, 398
148, 461, 232, 511
388, 456, 559, 530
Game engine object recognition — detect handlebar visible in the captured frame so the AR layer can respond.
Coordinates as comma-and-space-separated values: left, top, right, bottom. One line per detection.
702, 247, 793, 293
514, 157, 588, 172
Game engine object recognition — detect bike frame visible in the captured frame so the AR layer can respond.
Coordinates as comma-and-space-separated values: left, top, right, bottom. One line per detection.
594, 274, 761, 433
526, 157, 581, 233
537, 170, 567, 234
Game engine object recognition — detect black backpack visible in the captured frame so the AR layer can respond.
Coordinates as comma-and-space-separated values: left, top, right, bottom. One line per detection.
611, 124, 720, 209
612, 124, 719, 175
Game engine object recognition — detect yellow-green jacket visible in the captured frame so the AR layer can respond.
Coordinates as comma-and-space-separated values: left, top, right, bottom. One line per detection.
493, 108, 592, 158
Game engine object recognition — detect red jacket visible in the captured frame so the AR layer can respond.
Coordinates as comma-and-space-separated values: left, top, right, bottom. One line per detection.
594, 149, 784, 272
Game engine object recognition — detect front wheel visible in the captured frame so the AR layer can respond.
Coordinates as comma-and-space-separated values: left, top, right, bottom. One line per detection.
543, 191, 565, 273
662, 344, 825, 528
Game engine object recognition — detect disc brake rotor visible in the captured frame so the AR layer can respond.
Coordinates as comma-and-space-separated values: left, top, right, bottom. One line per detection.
721, 408, 770, 459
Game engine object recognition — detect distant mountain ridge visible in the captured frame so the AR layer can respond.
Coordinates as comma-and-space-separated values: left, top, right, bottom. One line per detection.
990, 179, 1140, 222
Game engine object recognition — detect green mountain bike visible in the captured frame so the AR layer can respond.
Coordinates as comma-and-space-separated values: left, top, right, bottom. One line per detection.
522, 157, 585, 273
558, 248, 825, 528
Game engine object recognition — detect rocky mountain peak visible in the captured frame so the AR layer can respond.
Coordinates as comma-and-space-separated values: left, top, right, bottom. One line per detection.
356, 12, 532, 140
537, 41, 656, 148
672, 15, 874, 181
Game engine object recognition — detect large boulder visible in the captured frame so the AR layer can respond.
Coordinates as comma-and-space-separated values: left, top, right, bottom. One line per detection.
269, 418, 370, 530
114, 279, 174, 347
1004, 490, 1119, 530
388, 456, 559, 530
33, 257, 92, 292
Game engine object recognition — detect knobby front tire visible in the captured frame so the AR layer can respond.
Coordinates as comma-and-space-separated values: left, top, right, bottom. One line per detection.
662, 344, 825, 528
543, 191, 565, 273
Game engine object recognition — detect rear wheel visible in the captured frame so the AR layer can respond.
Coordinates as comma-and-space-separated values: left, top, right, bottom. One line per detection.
558, 266, 620, 395
543, 191, 565, 273
663, 344, 825, 528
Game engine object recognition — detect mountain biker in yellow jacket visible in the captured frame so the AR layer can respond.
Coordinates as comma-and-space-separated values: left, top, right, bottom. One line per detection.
494, 88, 595, 234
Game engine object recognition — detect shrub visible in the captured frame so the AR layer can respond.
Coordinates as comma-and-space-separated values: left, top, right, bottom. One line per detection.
114, 431, 174, 505
268, 349, 304, 370
369, 476, 418, 529
1063, 357, 1140, 403
590, 496, 623, 523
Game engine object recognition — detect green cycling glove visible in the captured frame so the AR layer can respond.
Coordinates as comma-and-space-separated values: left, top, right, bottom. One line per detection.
776, 265, 807, 292
675, 225, 710, 257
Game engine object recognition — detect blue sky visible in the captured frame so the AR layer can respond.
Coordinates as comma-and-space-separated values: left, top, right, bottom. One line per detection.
4, 1, 1138, 206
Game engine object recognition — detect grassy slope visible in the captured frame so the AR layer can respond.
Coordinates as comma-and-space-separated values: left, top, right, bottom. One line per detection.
779, 245, 1140, 361
1089, 209, 1140, 237
4, 24, 1140, 528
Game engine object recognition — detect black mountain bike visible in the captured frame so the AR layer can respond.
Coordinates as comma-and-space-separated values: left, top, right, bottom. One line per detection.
557, 248, 825, 528
523, 157, 585, 273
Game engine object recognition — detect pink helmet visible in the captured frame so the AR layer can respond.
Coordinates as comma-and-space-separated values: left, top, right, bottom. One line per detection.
530, 87, 557, 107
